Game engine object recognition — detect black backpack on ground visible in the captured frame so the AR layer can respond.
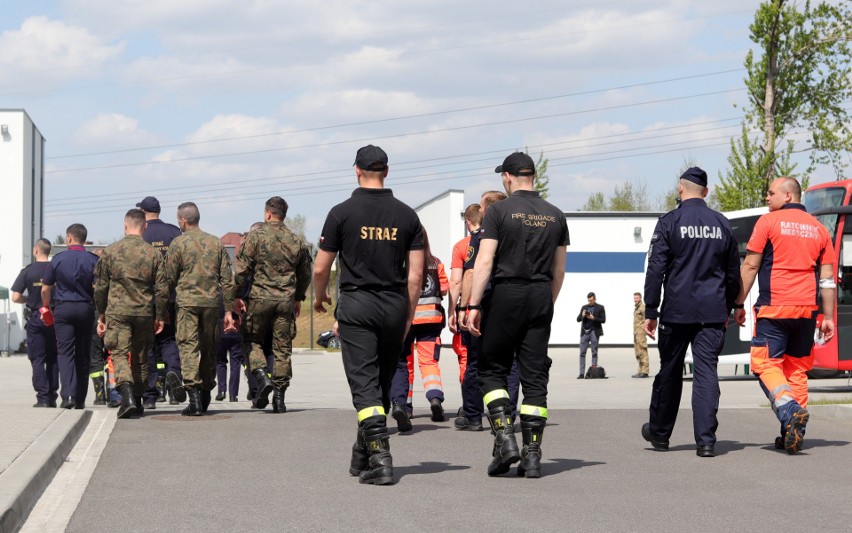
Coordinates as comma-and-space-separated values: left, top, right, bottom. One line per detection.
585, 365, 606, 379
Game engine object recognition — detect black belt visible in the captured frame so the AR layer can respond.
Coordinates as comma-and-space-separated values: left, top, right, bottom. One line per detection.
492, 278, 549, 285
340, 285, 405, 294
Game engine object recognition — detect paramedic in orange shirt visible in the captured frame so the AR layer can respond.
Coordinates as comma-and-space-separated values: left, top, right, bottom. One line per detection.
734, 176, 836, 455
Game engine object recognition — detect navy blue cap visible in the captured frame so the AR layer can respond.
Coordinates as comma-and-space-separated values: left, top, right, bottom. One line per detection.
136, 196, 161, 213
354, 145, 388, 171
495, 152, 535, 176
680, 167, 708, 188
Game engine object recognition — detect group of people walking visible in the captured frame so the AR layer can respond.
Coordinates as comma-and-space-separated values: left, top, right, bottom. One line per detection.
12, 147, 835, 485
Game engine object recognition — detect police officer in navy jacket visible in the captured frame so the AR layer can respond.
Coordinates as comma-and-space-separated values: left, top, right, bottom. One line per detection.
642, 167, 740, 457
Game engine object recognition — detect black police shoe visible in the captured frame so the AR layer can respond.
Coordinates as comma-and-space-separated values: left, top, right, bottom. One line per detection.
143, 401, 157, 410
430, 398, 445, 422
229, 395, 239, 402
641, 423, 669, 450
696, 445, 715, 457
215, 392, 226, 401
577, 373, 585, 379
390, 403, 413, 432
632, 373, 650, 378
60, 397, 76, 409
454, 416, 483, 431
165, 371, 187, 404
33, 402, 50, 408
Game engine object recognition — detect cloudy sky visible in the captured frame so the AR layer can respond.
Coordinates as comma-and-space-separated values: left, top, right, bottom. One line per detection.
3, 0, 827, 244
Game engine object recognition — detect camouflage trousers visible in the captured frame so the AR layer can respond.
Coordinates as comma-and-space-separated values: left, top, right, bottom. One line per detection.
242, 299, 296, 389
634, 332, 649, 374
104, 314, 155, 396
177, 306, 219, 391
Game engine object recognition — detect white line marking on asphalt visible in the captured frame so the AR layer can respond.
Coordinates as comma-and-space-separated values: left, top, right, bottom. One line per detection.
20, 408, 116, 532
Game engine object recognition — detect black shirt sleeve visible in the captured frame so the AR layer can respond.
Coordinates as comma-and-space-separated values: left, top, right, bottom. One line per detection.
11, 267, 27, 295
409, 215, 425, 250
319, 209, 341, 253
644, 217, 670, 320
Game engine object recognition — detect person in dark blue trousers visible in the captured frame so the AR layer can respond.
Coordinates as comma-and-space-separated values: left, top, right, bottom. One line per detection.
216, 311, 244, 401
42, 224, 99, 409
642, 167, 740, 458
12, 239, 59, 408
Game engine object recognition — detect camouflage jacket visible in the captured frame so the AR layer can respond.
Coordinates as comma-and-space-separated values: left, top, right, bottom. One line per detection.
234, 220, 313, 302
164, 226, 234, 309
94, 234, 168, 319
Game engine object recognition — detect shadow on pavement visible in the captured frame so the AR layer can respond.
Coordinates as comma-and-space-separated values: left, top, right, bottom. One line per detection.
395, 461, 470, 480
394, 423, 448, 436
542, 458, 606, 476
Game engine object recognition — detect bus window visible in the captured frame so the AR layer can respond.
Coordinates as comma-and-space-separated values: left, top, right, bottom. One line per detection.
804, 186, 845, 240
730, 215, 761, 257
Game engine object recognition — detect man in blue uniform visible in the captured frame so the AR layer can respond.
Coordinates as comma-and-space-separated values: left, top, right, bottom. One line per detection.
41, 224, 99, 409
137, 196, 186, 408
642, 167, 740, 458
314, 144, 425, 486
468, 152, 569, 478
11, 239, 59, 407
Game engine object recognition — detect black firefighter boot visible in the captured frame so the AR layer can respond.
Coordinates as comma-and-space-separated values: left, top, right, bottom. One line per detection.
156, 374, 166, 403
92, 376, 106, 406
358, 426, 394, 486
116, 383, 136, 419
133, 394, 145, 418
517, 419, 546, 478
182, 388, 203, 417
200, 389, 211, 413
349, 429, 369, 476
252, 369, 274, 410
272, 387, 287, 413
486, 405, 521, 476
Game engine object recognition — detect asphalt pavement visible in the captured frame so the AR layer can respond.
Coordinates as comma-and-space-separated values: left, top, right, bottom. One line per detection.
4, 346, 852, 532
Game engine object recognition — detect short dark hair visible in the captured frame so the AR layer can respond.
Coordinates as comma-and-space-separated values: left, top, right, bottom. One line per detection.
125, 209, 146, 229
66, 223, 87, 244
634, 292, 641, 297
35, 238, 51, 256
265, 196, 288, 220
587, 292, 596, 298
177, 202, 200, 225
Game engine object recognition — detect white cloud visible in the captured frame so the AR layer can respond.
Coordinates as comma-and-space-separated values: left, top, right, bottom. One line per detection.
72, 113, 161, 150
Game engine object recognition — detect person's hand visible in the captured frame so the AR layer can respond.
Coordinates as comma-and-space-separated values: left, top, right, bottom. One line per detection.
332, 320, 340, 337
294, 301, 302, 318
223, 312, 238, 333
820, 317, 836, 342
233, 298, 246, 315
734, 308, 747, 327
468, 309, 482, 337
97, 319, 106, 338
448, 312, 458, 334
40, 307, 54, 327
154, 319, 164, 335
644, 318, 657, 340
314, 291, 332, 314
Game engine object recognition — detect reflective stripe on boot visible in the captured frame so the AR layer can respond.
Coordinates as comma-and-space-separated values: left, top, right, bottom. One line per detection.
517, 420, 545, 478
486, 405, 521, 476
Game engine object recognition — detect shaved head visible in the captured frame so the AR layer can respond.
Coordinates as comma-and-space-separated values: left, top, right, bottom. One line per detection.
776, 176, 801, 201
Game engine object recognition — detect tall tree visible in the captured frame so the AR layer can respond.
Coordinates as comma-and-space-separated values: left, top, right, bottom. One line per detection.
581, 179, 650, 211
533, 150, 550, 199
716, 0, 851, 208
582, 192, 607, 211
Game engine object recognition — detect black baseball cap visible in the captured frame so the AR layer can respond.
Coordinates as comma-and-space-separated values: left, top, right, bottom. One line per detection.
136, 196, 161, 213
495, 152, 535, 176
680, 167, 708, 188
354, 145, 388, 171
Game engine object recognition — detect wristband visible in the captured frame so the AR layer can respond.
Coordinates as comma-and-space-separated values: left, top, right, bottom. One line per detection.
467, 304, 482, 311
456, 306, 468, 312
732, 303, 744, 309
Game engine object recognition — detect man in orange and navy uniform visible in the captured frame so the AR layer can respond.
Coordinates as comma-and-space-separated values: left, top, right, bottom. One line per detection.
735, 176, 836, 454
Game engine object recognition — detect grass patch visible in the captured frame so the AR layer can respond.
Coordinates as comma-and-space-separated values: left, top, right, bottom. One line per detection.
808, 397, 852, 406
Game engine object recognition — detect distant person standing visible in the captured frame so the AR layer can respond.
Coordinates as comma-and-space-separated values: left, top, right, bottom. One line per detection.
94, 209, 168, 419
41, 224, 99, 409
467, 152, 568, 479
577, 292, 605, 378
632, 292, 649, 378
314, 145, 424, 486
11, 239, 58, 407
164, 202, 235, 416
734, 176, 836, 454
137, 196, 186, 407
642, 167, 739, 458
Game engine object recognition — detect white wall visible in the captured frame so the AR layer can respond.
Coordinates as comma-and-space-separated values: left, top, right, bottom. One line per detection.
0, 110, 44, 352
414, 189, 465, 266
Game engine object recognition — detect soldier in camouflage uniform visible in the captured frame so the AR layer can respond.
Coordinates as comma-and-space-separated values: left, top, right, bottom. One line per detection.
164, 202, 236, 416
234, 197, 312, 413
94, 209, 168, 419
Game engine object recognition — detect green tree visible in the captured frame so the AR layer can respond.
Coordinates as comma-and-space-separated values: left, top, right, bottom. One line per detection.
581, 179, 650, 211
533, 150, 549, 199
716, 0, 851, 208
285, 214, 307, 240
582, 192, 606, 211
54, 234, 65, 245
658, 157, 698, 211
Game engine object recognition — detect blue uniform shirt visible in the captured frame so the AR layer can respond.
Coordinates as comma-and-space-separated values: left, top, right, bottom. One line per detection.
43, 245, 99, 303
143, 218, 182, 256
644, 198, 740, 324
12, 262, 53, 310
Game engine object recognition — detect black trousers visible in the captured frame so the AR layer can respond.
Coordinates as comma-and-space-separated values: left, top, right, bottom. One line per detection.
54, 301, 95, 405
479, 282, 553, 416
336, 289, 407, 429
648, 322, 724, 446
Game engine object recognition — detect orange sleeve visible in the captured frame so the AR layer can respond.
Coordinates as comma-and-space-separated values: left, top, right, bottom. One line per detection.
747, 215, 771, 254
438, 263, 449, 293
451, 240, 465, 269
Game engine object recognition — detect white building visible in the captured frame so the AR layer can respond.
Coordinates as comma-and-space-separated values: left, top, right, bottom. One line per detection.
414, 189, 662, 346
0, 110, 45, 353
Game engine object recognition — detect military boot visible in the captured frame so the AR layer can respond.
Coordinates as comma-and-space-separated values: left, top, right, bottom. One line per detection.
133, 395, 145, 417
92, 376, 106, 406
165, 371, 186, 404
182, 388, 203, 417
272, 387, 287, 413
116, 383, 136, 419
358, 427, 394, 485
156, 375, 166, 403
486, 405, 521, 476
200, 389, 211, 413
251, 369, 274, 410
349, 429, 369, 476
517, 420, 545, 478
